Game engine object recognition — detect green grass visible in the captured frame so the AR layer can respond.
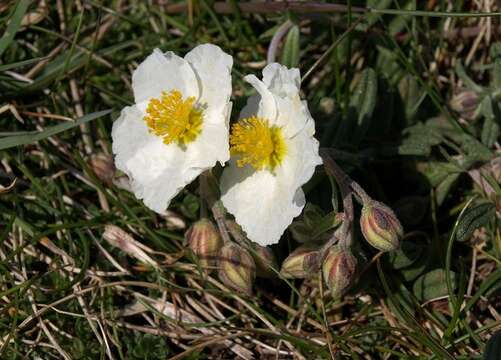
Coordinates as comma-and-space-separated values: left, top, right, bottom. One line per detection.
0, 0, 500, 358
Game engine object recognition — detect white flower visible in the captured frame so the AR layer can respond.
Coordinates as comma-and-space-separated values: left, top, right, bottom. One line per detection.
112, 44, 233, 213
220, 63, 322, 246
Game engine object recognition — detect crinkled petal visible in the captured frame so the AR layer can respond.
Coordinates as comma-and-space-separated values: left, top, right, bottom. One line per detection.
243, 74, 277, 121
274, 96, 311, 138
243, 69, 309, 137
185, 44, 233, 123
132, 48, 199, 105
221, 126, 321, 245
262, 63, 301, 98
184, 121, 229, 168
112, 106, 227, 214
220, 159, 305, 246
285, 124, 322, 188
223, 63, 322, 245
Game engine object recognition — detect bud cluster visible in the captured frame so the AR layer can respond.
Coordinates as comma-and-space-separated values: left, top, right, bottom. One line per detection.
182, 179, 402, 299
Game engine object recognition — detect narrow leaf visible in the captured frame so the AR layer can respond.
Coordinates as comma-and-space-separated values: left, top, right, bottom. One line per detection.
280, 25, 300, 68
0, 0, 31, 57
456, 202, 496, 242
0, 109, 112, 150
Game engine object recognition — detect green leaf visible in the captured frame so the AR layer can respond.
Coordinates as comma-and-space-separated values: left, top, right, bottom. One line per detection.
399, 253, 430, 282
490, 42, 501, 90
481, 97, 500, 147
435, 173, 460, 205
481, 115, 500, 149
280, 25, 300, 68
422, 161, 461, 187
456, 202, 496, 242
459, 134, 493, 165
290, 205, 342, 243
388, 0, 415, 35
0, 0, 30, 57
484, 332, 501, 360
180, 193, 199, 219
351, 68, 378, 143
398, 74, 425, 123
493, 60, 501, 91
0, 109, 112, 150
388, 240, 425, 270
398, 123, 443, 156
336, 68, 378, 146
413, 269, 457, 301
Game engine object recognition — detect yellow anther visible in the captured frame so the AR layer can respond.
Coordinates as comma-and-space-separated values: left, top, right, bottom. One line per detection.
144, 90, 203, 145
229, 116, 287, 171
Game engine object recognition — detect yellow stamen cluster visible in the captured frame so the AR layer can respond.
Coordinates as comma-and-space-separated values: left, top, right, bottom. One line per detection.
230, 116, 287, 171
144, 90, 203, 145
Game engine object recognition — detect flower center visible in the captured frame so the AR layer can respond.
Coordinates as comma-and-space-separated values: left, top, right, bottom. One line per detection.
230, 116, 287, 171
144, 90, 203, 145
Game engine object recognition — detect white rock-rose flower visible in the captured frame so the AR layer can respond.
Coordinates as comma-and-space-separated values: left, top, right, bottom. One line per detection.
112, 44, 233, 213
220, 63, 322, 246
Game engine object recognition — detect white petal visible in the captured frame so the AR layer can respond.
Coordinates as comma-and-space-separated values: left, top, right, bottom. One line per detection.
185, 44, 233, 122
262, 63, 301, 98
243, 74, 277, 121
111, 106, 227, 214
220, 160, 304, 246
222, 63, 322, 244
285, 125, 323, 188
132, 48, 199, 105
242, 71, 311, 138
185, 122, 230, 168
220, 126, 321, 245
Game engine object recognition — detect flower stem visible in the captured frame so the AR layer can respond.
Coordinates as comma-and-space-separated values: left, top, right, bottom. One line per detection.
320, 148, 374, 252
211, 201, 232, 245
225, 220, 250, 247
199, 171, 232, 244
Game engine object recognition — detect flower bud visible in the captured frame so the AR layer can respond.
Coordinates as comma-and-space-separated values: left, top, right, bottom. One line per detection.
89, 154, 115, 184
360, 201, 403, 252
449, 89, 480, 120
251, 243, 278, 278
185, 219, 223, 267
322, 246, 357, 298
280, 244, 320, 279
218, 243, 255, 295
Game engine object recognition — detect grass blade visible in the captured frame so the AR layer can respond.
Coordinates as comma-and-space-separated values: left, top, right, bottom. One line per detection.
0, 109, 111, 150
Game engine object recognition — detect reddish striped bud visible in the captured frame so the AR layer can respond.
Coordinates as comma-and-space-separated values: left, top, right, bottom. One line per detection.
185, 219, 223, 267
322, 246, 357, 298
280, 244, 320, 279
251, 243, 278, 278
360, 201, 403, 252
218, 243, 256, 295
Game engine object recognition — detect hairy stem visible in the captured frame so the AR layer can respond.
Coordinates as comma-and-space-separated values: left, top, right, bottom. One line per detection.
320, 148, 373, 252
